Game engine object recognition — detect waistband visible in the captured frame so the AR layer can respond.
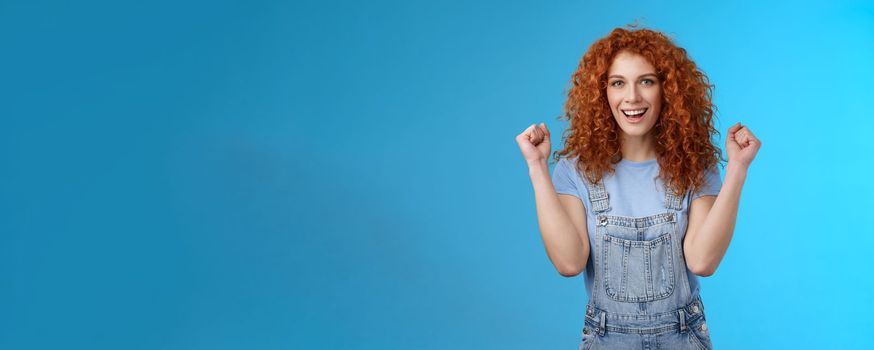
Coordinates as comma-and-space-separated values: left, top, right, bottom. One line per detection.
584, 296, 706, 335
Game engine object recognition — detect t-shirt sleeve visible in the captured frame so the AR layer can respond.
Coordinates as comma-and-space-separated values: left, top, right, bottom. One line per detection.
552, 158, 582, 200
690, 166, 723, 201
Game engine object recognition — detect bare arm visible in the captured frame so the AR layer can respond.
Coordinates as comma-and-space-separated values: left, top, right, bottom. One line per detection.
515, 123, 589, 277
528, 159, 590, 277
684, 122, 761, 277
684, 163, 746, 276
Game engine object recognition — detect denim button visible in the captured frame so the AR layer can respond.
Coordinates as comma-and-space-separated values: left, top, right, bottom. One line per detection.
598, 216, 608, 226
700, 323, 707, 332
692, 305, 699, 313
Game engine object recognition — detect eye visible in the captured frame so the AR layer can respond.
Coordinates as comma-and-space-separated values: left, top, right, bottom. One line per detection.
610, 80, 624, 88
641, 79, 655, 86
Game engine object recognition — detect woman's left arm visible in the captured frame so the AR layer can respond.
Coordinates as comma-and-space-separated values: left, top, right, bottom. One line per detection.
684, 122, 761, 277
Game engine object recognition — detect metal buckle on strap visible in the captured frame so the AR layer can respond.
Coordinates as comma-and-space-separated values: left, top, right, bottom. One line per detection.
598, 215, 608, 226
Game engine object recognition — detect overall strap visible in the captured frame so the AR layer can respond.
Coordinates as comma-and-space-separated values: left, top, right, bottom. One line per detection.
584, 178, 611, 214
663, 182, 685, 211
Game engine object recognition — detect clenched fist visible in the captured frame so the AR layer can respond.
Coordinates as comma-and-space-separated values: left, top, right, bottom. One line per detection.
726, 122, 761, 168
516, 123, 551, 164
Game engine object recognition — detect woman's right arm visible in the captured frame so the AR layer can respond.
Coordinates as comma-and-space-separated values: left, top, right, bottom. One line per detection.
515, 122, 590, 277
528, 159, 590, 277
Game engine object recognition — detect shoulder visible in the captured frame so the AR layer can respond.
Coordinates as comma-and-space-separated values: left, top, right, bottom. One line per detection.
554, 156, 582, 174
702, 165, 723, 186
556, 155, 579, 166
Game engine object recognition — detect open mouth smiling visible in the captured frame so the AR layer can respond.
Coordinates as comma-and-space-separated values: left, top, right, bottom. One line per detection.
621, 108, 647, 117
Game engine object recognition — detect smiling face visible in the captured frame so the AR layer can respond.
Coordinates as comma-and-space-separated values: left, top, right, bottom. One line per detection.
606, 51, 663, 140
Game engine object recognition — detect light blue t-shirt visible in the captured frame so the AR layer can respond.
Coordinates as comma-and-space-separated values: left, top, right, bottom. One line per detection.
551, 156, 723, 300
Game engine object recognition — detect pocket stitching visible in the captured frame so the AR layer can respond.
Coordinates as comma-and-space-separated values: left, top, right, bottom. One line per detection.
688, 323, 711, 350
603, 231, 676, 302
580, 330, 595, 350
689, 330, 708, 350
582, 334, 595, 350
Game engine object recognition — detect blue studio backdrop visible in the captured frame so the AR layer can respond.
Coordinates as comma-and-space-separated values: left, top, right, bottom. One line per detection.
2, 0, 873, 349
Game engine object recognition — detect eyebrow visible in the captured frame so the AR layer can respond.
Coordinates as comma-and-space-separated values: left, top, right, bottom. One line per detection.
608, 73, 659, 80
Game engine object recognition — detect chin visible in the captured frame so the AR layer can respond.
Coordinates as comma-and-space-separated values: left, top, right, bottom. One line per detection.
617, 125, 655, 137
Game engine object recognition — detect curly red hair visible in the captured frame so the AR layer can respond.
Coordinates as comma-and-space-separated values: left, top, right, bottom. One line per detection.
554, 27, 724, 197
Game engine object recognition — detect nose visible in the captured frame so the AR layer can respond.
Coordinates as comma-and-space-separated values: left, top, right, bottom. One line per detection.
624, 83, 641, 104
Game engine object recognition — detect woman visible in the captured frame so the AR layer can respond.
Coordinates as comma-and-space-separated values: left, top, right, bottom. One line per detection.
515, 27, 760, 349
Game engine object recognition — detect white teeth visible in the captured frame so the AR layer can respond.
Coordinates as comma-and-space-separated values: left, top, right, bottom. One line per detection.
622, 108, 646, 116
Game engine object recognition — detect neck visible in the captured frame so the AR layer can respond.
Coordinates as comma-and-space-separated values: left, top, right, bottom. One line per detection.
620, 133, 656, 162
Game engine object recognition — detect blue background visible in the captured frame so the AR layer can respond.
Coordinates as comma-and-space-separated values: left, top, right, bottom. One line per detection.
2, 0, 872, 349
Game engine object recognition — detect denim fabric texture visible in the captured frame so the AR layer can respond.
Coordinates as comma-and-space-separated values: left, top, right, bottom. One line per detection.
551, 157, 722, 303
578, 178, 713, 350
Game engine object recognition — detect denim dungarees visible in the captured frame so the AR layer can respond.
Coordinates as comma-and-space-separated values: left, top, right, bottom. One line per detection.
578, 179, 714, 350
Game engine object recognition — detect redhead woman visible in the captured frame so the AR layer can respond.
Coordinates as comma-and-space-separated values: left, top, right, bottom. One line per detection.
515, 27, 761, 349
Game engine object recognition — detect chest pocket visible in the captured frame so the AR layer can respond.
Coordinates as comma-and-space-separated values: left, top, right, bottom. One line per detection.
602, 229, 675, 302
